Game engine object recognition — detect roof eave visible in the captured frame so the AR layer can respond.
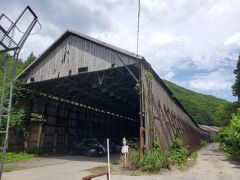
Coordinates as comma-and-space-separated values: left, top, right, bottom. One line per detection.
18, 30, 144, 79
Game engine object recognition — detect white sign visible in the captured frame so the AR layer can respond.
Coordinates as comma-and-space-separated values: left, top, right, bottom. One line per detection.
122, 137, 128, 165
121, 145, 129, 154
122, 137, 127, 146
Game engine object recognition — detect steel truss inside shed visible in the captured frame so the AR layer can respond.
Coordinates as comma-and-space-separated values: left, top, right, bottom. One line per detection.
26, 64, 140, 119
23, 64, 141, 153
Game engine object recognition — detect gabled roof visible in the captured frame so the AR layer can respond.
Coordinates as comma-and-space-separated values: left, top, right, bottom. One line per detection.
18, 29, 208, 133
18, 29, 144, 79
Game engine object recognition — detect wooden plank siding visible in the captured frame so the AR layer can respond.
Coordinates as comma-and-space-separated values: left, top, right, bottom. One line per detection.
23, 35, 137, 83
141, 65, 209, 150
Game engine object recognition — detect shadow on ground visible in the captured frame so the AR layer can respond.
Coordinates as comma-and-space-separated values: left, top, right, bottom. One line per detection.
39, 154, 120, 165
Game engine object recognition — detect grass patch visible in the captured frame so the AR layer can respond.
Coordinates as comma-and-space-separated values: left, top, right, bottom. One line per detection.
200, 140, 209, 148
1, 152, 36, 163
85, 165, 123, 175
0, 152, 36, 172
86, 165, 108, 174
130, 171, 141, 176
3, 164, 26, 172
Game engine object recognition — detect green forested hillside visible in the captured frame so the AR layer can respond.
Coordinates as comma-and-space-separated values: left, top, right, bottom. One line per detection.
163, 80, 233, 126
0, 53, 26, 86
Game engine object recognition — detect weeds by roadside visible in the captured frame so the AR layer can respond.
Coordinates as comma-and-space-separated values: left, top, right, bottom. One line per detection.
200, 140, 209, 148
127, 138, 189, 173
1, 152, 36, 172
1, 152, 36, 163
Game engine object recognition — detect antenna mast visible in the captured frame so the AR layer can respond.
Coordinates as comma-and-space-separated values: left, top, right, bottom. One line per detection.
136, 0, 141, 56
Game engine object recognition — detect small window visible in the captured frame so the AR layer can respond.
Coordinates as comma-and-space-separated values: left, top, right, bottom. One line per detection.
57, 72, 60, 78
41, 75, 43, 80
78, 67, 88, 74
30, 77, 35, 82
69, 70, 72, 76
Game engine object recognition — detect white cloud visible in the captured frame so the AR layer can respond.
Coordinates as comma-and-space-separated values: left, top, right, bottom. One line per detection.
224, 32, 240, 46
163, 71, 175, 81
187, 68, 234, 91
3, 0, 239, 69
20, 34, 54, 59
1, 0, 239, 101
150, 32, 184, 45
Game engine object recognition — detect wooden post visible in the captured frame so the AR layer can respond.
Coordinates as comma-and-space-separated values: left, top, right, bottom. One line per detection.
40, 132, 44, 147
37, 123, 42, 147
65, 134, 69, 146
53, 133, 57, 153
139, 62, 144, 160
65, 134, 68, 153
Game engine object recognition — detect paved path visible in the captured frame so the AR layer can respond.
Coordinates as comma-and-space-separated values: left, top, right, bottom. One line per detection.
3, 143, 240, 180
2, 156, 112, 180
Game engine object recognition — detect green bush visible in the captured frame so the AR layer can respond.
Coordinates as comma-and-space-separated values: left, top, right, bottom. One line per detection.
128, 139, 188, 172
129, 148, 141, 168
219, 108, 240, 160
141, 142, 169, 172
200, 140, 209, 147
168, 138, 188, 166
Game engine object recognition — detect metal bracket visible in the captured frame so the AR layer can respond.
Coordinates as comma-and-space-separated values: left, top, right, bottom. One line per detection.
116, 54, 139, 83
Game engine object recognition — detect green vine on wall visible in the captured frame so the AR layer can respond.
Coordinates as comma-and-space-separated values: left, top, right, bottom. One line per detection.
144, 71, 152, 81
2, 80, 40, 137
134, 82, 140, 92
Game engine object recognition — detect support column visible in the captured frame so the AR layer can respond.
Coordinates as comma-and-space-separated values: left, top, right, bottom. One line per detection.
53, 133, 57, 153
40, 132, 44, 147
139, 62, 144, 159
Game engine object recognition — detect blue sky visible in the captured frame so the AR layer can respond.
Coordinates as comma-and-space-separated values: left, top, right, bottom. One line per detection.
1, 0, 239, 102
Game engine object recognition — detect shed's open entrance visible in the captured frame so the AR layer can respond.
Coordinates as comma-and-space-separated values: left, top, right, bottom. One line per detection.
25, 64, 140, 153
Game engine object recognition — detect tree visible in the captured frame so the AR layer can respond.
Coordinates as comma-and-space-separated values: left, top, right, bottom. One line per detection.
232, 55, 240, 101
24, 52, 36, 68
219, 108, 240, 159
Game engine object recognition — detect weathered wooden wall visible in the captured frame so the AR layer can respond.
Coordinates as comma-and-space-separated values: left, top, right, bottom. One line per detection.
141, 64, 209, 150
23, 35, 137, 83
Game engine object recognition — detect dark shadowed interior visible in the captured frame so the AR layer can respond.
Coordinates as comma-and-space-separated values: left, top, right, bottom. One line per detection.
25, 64, 140, 153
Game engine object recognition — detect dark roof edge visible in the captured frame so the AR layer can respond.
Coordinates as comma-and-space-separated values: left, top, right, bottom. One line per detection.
18, 29, 143, 79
